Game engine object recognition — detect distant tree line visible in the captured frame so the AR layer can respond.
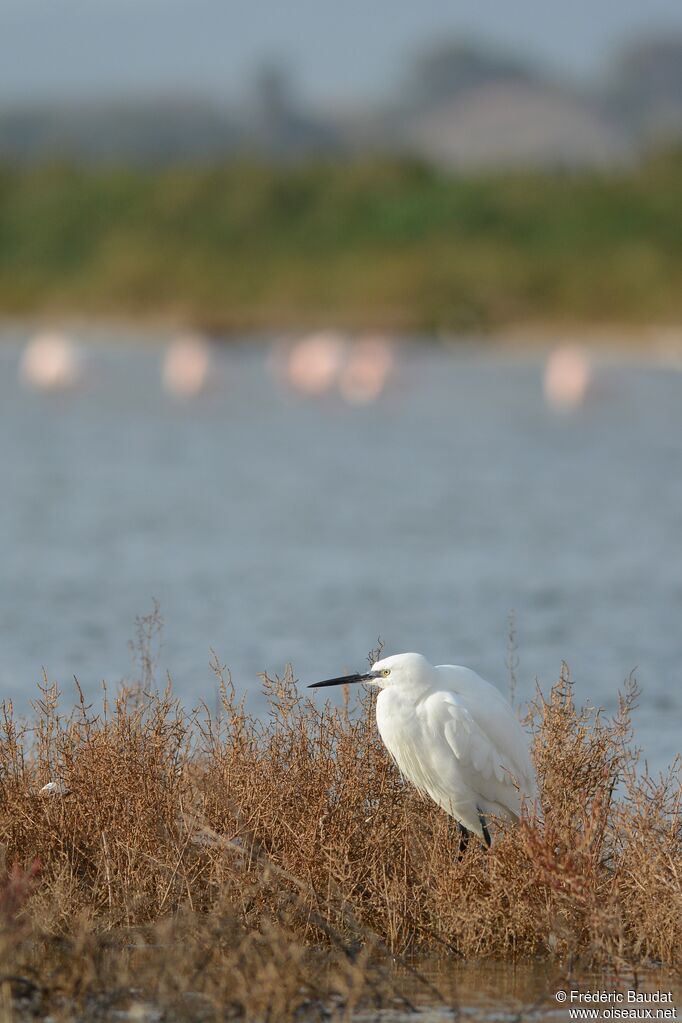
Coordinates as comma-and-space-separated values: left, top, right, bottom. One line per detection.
0, 153, 680, 331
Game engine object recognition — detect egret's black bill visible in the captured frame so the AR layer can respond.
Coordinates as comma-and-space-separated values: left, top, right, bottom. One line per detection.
308, 671, 378, 689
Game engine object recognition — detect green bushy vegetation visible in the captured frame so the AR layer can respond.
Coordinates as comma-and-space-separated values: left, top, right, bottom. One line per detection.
0, 152, 681, 331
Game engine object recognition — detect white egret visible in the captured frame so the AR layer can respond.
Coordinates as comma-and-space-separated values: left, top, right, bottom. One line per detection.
39, 781, 70, 797
309, 652, 536, 848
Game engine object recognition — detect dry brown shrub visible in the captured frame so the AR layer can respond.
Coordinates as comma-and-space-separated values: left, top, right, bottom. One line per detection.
0, 623, 680, 1019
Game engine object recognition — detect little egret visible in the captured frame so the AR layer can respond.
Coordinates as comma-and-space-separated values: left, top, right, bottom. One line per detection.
39, 781, 70, 797
309, 652, 536, 848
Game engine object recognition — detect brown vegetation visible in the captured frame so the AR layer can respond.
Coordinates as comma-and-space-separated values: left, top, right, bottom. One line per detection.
0, 615, 680, 1020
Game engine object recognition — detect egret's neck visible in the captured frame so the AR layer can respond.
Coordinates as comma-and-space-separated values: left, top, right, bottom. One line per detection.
378, 676, 433, 704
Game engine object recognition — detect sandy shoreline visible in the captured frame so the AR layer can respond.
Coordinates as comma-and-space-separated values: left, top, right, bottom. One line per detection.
1, 315, 681, 355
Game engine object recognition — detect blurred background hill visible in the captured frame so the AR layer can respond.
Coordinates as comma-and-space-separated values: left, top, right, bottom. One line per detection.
2, 33, 682, 167
1, 1, 682, 331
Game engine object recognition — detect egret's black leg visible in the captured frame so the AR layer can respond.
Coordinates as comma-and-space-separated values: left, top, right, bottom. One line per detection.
478, 812, 492, 849
457, 822, 470, 859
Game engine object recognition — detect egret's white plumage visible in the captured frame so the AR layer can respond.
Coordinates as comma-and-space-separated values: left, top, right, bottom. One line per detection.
310, 651, 536, 844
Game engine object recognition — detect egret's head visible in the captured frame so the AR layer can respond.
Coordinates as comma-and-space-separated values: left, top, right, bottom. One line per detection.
308, 652, 432, 691
370, 652, 432, 688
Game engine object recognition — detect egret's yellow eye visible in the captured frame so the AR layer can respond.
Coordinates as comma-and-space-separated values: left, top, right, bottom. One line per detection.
381, 668, 391, 677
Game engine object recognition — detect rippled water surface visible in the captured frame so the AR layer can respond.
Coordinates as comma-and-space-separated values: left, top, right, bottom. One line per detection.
355, 961, 681, 1022
1, 330, 680, 772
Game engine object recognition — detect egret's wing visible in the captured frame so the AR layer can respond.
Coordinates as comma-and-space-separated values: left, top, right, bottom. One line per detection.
425, 687, 536, 815
441, 701, 509, 784
434, 666, 536, 798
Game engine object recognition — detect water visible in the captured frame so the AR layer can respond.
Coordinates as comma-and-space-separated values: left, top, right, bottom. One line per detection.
356, 961, 681, 1022
1, 329, 680, 773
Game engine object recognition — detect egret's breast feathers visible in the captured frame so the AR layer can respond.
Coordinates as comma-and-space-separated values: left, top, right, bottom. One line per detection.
375, 691, 441, 796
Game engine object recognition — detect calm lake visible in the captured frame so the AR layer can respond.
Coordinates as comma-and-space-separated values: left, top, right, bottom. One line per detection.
1, 328, 680, 774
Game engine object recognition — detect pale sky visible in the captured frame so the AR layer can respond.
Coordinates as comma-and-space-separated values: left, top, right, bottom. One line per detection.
1, 0, 681, 107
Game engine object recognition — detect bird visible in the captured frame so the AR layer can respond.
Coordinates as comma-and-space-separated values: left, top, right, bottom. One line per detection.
309, 652, 536, 850
162, 334, 211, 398
543, 344, 592, 411
338, 336, 393, 404
39, 780, 70, 797
282, 330, 347, 396
20, 331, 84, 392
